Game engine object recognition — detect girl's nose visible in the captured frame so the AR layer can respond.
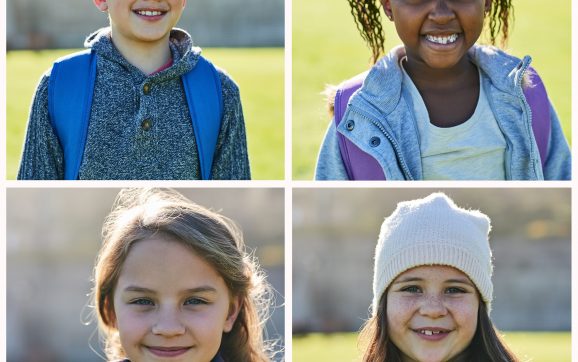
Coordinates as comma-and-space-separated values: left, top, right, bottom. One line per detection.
152, 309, 186, 336
428, 0, 456, 23
419, 295, 448, 318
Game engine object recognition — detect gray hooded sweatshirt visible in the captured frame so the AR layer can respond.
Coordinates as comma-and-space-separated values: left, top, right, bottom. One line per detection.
18, 27, 250, 180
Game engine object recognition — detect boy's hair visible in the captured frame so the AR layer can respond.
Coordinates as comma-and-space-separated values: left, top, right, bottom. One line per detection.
348, 0, 514, 63
358, 292, 520, 362
92, 188, 272, 362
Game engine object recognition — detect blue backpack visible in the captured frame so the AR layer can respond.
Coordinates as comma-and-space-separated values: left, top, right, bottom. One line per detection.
48, 49, 223, 180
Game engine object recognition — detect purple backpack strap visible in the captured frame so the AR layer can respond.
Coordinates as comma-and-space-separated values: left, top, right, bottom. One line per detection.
523, 68, 551, 168
334, 72, 386, 180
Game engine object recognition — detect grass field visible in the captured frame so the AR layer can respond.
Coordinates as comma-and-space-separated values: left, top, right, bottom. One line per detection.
292, 0, 571, 179
293, 331, 571, 362
6, 47, 284, 180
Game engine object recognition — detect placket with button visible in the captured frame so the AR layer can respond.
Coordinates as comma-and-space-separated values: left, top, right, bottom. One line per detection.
140, 82, 154, 133
136, 80, 157, 155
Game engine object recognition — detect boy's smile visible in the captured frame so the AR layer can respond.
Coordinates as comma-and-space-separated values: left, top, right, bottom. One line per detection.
93, 0, 186, 45
382, 0, 491, 73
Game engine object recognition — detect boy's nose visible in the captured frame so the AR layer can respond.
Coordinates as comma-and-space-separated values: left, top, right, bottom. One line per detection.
419, 295, 448, 318
152, 309, 186, 336
428, 0, 456, 23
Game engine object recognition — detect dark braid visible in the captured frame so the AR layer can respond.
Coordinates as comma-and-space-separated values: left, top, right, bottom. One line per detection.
348, 0, 514, 64
348, 0, 386, 64
487, 0, 513, 46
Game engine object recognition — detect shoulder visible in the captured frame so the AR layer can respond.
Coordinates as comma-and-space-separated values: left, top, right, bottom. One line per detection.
470, 45, 528, 73
471, 45, 534, 91
213, 65, 241, 98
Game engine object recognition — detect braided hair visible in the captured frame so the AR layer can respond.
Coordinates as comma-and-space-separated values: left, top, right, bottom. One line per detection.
348, 0, 514, 64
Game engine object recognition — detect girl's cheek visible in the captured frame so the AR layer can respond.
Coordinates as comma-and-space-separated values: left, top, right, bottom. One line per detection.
387, 294, 419, 322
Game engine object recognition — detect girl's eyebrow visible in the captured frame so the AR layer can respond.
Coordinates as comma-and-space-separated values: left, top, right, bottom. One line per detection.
392, 276, 423, 284
122, 286, 218, 294
392, 277, 474, 285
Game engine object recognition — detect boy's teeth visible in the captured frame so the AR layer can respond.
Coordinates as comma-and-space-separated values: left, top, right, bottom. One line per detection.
136, 10, 163, 16
425, 34, 459, 45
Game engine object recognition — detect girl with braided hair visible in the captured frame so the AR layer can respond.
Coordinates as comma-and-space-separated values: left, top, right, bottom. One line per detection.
315, 0, 570, 181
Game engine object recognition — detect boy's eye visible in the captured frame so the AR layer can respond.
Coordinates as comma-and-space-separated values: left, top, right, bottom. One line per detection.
401, 285, 422, 293
184, 297, 208, 306
130, 298, 154, 306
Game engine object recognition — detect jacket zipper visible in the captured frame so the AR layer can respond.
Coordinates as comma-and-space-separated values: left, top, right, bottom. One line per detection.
515, 58, 541, 180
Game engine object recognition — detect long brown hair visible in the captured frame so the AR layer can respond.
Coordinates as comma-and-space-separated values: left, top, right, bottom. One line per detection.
359, 293, 520, 362
348, 0, 514, 63
92, 188, 272, 362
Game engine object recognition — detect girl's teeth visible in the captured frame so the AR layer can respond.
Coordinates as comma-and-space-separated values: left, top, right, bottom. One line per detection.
426, 34, 459, 45
420, 330, 441, 336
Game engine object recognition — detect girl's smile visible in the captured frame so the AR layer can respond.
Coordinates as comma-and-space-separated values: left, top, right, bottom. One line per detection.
387, 265, 479, 362
113, 237, 240, 362
382, 0, 490, 73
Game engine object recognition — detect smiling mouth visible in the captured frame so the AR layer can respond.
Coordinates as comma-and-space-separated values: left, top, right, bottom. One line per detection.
425, 34, 460, 45
146, 346, 192, 357
133, 9, 168, 17
416, 329, 449, 336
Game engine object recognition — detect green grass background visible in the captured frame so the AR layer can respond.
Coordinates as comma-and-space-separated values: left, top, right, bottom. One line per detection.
6, 48, 284, 180
293, 331, 571, 362
293, 0, 571, 179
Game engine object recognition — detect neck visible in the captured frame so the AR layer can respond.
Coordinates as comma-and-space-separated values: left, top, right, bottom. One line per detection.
110, 33, 172, 75
403, 55, 476, 91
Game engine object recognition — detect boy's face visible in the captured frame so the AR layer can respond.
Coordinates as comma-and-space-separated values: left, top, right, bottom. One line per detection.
93, 0, 187, 46
382, 0, 491, 71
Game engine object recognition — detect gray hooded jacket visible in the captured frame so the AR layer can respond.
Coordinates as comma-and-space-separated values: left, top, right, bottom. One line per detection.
18, 27, 250, 180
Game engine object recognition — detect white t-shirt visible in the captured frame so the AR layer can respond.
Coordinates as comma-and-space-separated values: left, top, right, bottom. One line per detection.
401, 62, 507, 180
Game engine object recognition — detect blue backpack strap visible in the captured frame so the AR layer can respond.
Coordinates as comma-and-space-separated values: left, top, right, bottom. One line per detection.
182, 55, 223, 180
48, 49, 97, 180
334, 71, 386, 180
523, 68, 551, 168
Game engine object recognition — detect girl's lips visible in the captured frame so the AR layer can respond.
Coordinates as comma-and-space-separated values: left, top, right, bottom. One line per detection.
422, 33, 462, 51
146, 346, 192, 357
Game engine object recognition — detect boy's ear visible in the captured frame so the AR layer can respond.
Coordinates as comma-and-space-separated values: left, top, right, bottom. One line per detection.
223, 296, 242, 333
381, 0, 394, 21
93, 0, 109, 12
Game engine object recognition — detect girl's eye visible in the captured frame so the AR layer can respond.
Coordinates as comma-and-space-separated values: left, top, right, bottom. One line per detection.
130, 298, 154, 306
445, 286, 466, 294
184, 297, 208, 306
401, 285, 422, 293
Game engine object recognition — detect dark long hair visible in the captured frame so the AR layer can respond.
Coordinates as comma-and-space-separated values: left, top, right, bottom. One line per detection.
359, 293, 520, 362
348, 0, 514, 63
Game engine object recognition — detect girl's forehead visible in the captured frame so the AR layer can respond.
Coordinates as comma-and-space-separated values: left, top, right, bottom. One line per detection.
394, 265, 470, 282
116, 237, 227, 292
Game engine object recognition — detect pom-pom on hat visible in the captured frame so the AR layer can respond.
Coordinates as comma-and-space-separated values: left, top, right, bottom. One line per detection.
372, 193, 493, 315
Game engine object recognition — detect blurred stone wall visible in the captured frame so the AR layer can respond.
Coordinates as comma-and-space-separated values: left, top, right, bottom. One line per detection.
293, 188, 571, 333
7, 188, 285, 362
7, 0, 284, 49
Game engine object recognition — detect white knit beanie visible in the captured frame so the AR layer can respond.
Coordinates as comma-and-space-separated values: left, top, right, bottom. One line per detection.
372, 193, 493, 316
